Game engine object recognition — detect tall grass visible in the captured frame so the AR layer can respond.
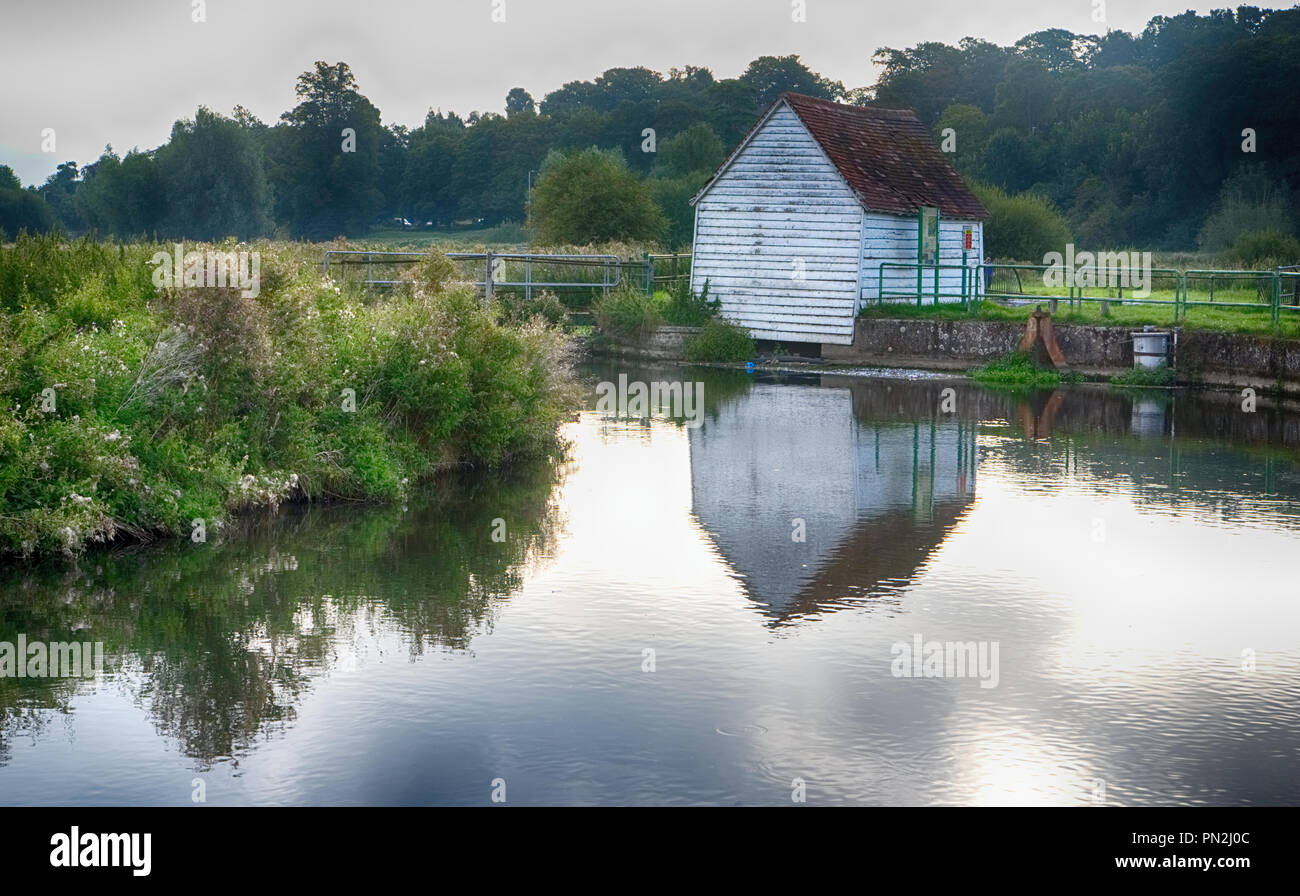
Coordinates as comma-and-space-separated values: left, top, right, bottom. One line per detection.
0, 237, 577, 558
590, 286, 662, 343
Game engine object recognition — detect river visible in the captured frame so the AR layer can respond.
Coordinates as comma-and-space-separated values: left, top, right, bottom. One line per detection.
1, 362, 1298, 805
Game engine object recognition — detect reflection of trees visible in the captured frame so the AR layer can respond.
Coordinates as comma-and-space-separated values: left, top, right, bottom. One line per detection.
0, 458, 565, 766
581, 359, 758, 429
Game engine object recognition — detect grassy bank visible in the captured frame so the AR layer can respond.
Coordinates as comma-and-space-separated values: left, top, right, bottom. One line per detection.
969, 352, 1076, 388
0, 235, 577, 558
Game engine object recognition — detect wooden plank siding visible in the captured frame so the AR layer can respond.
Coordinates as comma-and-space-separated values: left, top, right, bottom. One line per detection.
689, 105, 862, 345
863, 215, 985, 307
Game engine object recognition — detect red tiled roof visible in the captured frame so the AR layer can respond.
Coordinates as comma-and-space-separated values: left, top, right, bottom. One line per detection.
707, 92, 989, 221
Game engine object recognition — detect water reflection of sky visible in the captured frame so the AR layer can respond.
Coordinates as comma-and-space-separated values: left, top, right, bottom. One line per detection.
1, 373, 1298, 805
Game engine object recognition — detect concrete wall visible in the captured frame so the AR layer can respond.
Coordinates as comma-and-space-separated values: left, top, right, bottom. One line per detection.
823, 317, 1300, 388
595, 325, 700, 361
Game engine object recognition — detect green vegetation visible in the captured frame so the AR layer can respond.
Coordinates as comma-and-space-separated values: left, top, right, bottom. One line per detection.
1224, 231, 1300, 269
589, 277, 722, 345
683, 319, 755, 363
499, 289, 568, 327
8, 9, 1300, 257
591, 286, 662, 343
873, 10, 1300, 252
647, 124, 728, 249
661, 278, 719, 327
1197, 166, 1296, 261
971, 182, 1072, 261
1111, 365, 1176, 387
526, 148, 667, 245
970, 352, 1067, 388
0, 234, 577, 558
0, 166, 56, 236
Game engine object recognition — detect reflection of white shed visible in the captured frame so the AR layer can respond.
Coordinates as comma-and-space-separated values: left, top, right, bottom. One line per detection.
688, 381, 976, 619
689, 93, 989, 346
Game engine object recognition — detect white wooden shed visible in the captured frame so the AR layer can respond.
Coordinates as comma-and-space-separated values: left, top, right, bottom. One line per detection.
689, 93, 989, 346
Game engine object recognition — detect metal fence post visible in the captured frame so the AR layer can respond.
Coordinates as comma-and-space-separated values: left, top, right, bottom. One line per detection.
485, 251, 494, 300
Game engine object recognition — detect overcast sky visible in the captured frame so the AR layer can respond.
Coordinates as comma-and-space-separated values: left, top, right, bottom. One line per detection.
2, 0, 1233, 186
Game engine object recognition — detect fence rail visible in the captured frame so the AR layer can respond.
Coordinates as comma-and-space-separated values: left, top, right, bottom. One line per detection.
321, 250, 1298, 328
321, 250, 429, 286
875, 260, 1300, 326
445, 252, 623, 300
321, 249, 692, 307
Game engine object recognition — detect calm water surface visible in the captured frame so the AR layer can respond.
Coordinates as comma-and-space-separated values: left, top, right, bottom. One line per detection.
2, 364, 1298, 805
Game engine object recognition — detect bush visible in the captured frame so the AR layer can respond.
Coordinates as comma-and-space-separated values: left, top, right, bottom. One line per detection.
971, 182, 1072, 262
591, 286, 662, 343
648, 175, 706, 251
526, 147, 667, 245
0, 232, 143, 314
498, 289, 567, 327
404, 251, 458, 291
1197, 165, 1296, 253
0, 238, 578, 557
661, 278, 719, 327
683, 319, 754, 363
1222, 230, 1300, 269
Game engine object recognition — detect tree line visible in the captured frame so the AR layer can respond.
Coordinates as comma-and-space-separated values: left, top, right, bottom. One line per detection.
2, 6, 1299, 257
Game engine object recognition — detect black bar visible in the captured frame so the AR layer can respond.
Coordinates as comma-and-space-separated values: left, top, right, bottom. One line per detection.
2, 807, 1285, 883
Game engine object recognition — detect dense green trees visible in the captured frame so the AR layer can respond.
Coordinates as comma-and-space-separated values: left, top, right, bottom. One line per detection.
0, 166, 55, 239
647, 123, 727, 248
874, 6, 1300, 252
5, 8, 1300, 255
154, 107, 273, 240
0, 55, 835, 244
270, 62, 388, 239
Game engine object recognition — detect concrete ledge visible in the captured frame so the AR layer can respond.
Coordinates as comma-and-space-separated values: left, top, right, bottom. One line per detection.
590, 324, 700, 360
824, 317, 1300, 390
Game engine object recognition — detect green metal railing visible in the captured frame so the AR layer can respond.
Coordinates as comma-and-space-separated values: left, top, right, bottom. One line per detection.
1182, 269, 1277, 320
875, 261, 1298, 327
980, 262, 1183, 313
877, 261, 984, 309
1280, 270, 1300, 318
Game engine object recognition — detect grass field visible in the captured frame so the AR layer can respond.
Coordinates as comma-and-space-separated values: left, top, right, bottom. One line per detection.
360, 222, 528, 248
860, 298, 1300, 338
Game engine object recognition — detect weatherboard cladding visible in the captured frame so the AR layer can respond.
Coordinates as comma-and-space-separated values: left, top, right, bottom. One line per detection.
689, 104, 862, 344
